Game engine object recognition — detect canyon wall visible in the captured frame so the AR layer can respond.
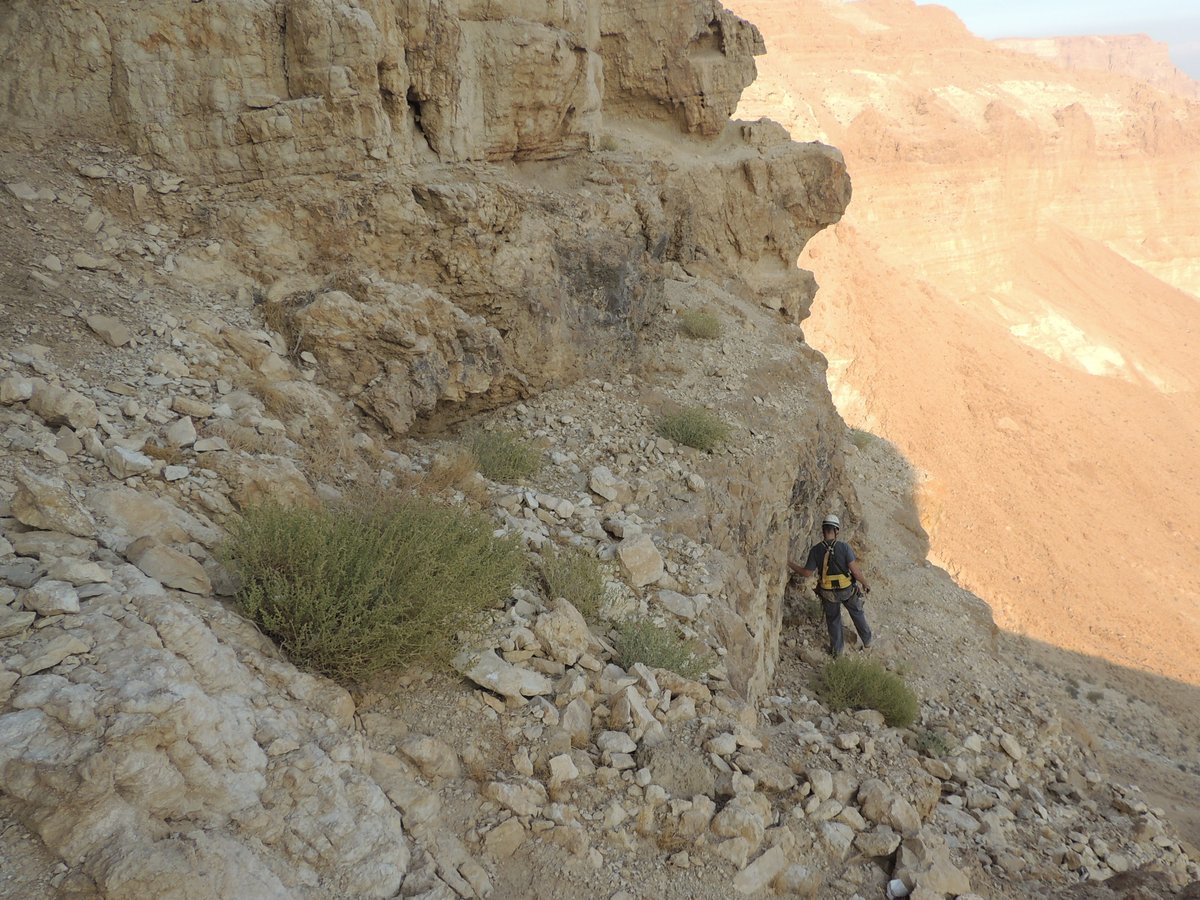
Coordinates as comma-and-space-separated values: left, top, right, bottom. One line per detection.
0, 3, 859, 893
730, 0, 1200, 684
996, 35, 1200, 101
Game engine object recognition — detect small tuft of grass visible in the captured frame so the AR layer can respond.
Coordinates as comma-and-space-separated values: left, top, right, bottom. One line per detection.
679, 310, 722, 340
422, 448, 478, 494
655, 407, 731, 452
1086, 690, 1104, 703
615, 619, 713, 680
142, 440, 183, 466
204, 420, 290, 456
540, 545, 606, 621
597, 133, 619, 152
221, 497, 526, 683
239, 372, 308, 422
470, 430, 541, 483
816, 656, 918, 727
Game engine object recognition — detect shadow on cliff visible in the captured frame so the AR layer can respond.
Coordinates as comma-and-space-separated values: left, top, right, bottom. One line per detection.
841, 428, 1200, 851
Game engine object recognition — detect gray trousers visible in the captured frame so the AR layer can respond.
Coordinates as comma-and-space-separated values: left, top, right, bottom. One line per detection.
816, 585, 872, 656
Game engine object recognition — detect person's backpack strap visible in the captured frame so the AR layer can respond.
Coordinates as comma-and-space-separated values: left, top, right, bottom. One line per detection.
820, 541, 853, 590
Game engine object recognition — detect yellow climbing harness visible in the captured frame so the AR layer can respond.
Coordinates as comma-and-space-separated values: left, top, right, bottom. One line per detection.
820, 542, 853, 590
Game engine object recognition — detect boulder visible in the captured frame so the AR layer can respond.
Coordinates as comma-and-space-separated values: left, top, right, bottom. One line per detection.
125, 536, 212, 595
483, 818, 526, 859
454, 649, 553, 699
0, 374, 34, 405
855, 825, 902, 858
86, 314, 134, 348
589, 465, 633, 503
560, 697, 593, 747
894, 834, 972, 897
533, 598, 592, 666
0, 606, 36, 638
12, 470, 96, 537
858, 778, 922, 836
105, 445, 155, 479
165, 416, 198, 448
18, 580, 81, 616
87, 485, 220, 550
485, 779, 547, 817
616, 534, 664, 587
229, 457, 318, 510
16, 630, 92, 675
733, 845, 788, 896
395, 734, 461, 781
9, 531, 97, 560
27, 380, 99, 429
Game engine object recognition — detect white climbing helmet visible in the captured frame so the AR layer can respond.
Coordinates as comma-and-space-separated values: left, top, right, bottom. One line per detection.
822, 514, 841, 530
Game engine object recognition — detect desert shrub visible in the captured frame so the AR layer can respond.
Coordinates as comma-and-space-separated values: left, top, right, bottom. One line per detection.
1086, 689, 1104, 703
470, 430, 541, 483
849, 428, 876, 451
615, 619, 713, 680
816, 656, 918, 727
655, 407, 731, 452
222, 498, 526, 683
597, 133, 619, 152
679, 310, 721, 340
540, 545, 606, 621
914, 728, 953, 758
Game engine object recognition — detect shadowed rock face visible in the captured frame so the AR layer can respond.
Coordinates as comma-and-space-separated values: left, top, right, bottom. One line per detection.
731, 0, 1200, 688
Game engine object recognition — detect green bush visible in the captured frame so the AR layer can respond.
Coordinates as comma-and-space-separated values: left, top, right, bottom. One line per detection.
222, 499, 526, 683
541, 545, 606, 621
816, 656, 918, 727
914, 728, 953, 758
655, 407, 731, 452
470, 430, 542, 483
679, 310, 722, 340
615, 619, 713, 680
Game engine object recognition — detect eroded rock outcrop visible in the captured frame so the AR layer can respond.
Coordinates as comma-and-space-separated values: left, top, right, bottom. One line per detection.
0, 0, 768, 176
1, 566, 408, 897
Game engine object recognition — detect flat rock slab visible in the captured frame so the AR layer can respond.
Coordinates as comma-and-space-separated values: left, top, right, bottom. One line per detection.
19, 580, 81, 616
0, 606, 36, 638
454, 649, 552, 700
12, 470, 96, 538
126, 537, 212, 595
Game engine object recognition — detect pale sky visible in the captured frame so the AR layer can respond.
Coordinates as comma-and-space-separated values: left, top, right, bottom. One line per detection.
926, 1, 1200, 78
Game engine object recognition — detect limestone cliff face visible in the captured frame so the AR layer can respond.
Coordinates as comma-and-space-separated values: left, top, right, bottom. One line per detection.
0, 0, 771, 175
996, 35, 1200, 101
0, 0, 849, 435
730, 0, 1200, 686
0, 3, 858, 878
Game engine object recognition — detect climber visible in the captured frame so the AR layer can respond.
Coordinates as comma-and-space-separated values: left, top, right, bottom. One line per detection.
788, 513, 873, 657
